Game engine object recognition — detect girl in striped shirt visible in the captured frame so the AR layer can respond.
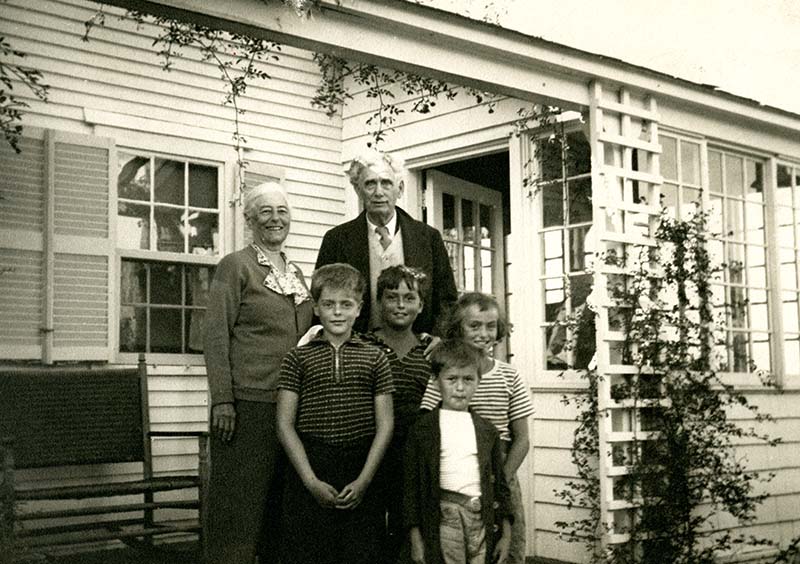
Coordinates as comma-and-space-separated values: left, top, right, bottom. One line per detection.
420, 293, 534, 564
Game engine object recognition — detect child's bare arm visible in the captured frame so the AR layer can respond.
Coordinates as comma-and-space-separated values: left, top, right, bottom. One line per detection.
276, 389, 338, 507
504, 417, 530, 480
492, 518, 512, 563
337, 392, 394, 509
409, 526, 426, 563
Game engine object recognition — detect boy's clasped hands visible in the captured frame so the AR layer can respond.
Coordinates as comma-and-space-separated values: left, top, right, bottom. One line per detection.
305, 476, 369, 509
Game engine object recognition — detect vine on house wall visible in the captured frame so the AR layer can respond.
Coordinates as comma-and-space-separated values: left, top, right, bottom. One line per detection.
0, 36, 49, 153
312, 53, 499, 147
554, 209, 786, 563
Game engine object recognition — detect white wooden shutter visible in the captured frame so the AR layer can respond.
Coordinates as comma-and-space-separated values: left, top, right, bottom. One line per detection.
0, 132, 46, 359
48, 131, 115, 362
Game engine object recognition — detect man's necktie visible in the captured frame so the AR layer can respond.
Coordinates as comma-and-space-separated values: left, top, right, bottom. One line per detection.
376, 225, 392, 250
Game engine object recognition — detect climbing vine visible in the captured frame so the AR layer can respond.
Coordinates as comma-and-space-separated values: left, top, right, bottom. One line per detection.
0, 36, 49, 153
554, 209, 784, 563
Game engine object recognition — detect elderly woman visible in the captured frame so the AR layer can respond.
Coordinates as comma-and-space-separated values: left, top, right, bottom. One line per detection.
204, 182, 313, 564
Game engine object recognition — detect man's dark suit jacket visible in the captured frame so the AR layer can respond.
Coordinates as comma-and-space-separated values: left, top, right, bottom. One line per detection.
402, 409, 513, 564
315, 207, 458, 334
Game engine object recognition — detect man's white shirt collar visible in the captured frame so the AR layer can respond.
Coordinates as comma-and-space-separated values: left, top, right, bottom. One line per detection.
366, 212, 398, 237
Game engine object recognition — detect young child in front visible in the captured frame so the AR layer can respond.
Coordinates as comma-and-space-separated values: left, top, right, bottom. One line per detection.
419, 293, 534, 564
367, 265, 433, 563
404, 339, 512, 564
276, 263, 395, 564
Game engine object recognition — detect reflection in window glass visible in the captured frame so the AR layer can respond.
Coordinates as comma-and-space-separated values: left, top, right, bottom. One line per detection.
538, 129, 594, 370
710, 147, 769, 373
660, 137, 677, 181
119, 259, 214, 354
680, 141, 700, 185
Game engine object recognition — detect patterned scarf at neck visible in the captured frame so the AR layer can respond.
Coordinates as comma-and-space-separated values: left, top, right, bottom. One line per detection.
250, 243, 310, 306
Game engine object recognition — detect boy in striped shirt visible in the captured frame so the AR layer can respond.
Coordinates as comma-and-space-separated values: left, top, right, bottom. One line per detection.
367, 265, 434, 563
277, 263, 394, 564
420, 293, 534, 564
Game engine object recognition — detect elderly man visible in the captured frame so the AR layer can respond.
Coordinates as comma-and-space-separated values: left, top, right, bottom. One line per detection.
315, 150, 457, 334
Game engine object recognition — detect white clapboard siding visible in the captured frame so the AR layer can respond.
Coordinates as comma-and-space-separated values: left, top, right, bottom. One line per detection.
0, 135, 46, 231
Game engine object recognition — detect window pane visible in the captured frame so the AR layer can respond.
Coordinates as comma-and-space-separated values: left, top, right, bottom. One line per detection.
729, 286, 747, 328
680, 141, 700, 185
120, 260, 147, 304
480, 249, 493, 293
442, 193, 456, 239
569, 226, 591, 272
709, 196, 724, 235
785, 337, 800, 373
118, 202, 150, 250
150, 308, 182, 353
783, 292, 799, 332
727, 244, 745, 284
660, 136, 677, 181
777, 206, 794, 236
781, 263, 798, 290
150, 262, 182, 305
155, 206, 185, 253
751, 334, 770, 372
187, 265, 213, 307
188, 211, 219, 255
725, 155, 744, 197
188, 164, 218, 208
462, 199, 476, 243
566, 131, 591, 176
777, 165, 793, 205
708, 150, 722, 194
153, 158, 184, 205
119, 305, 146, 353
538, 138, 562, 181
661, 183, 677, 218
747, 265, 767, 289
747, 245, 765, 268
479, 204, 493, 248
731, 332, 749, 372
545, 279, 566, 322
186, 309, 206, 353
746, 160, 763, 195
746, 203, 765, 244
568, 177, 592, 224
749, 302, 769, 332
542, 182, 564, 227
726, 200, 744, 241
543, 230, 563, 260
463, 246, 475, 292
570, 274, 592, 309
118, 153, 150, 202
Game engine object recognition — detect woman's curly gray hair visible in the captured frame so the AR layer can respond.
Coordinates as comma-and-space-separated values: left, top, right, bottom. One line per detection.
344, 150, 406, 189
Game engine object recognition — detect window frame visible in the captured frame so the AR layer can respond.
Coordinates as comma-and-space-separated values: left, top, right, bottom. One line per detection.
531, 122, 595, 380
114, 147, 226, 366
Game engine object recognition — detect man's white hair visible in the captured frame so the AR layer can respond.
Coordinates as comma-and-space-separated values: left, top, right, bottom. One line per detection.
344, 150, 406, 189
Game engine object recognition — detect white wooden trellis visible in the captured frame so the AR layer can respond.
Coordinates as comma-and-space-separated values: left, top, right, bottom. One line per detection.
588, 81, 665, 557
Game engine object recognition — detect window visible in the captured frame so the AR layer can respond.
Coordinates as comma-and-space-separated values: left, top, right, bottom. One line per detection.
537, 129, 595, 370
116, 152, 221, 356
777, 163, 800, 377
707, 148, 770, 373
660, 134, 702, 219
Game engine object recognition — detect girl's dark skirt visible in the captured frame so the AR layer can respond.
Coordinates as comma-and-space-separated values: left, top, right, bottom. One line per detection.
281, 435, 385, 564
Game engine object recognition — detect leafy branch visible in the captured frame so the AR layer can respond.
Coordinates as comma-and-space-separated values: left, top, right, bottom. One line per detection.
0, 36, 49, 153
84, 8, 280, 194
312, 53, 499, 147
555, 209, 783, 563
